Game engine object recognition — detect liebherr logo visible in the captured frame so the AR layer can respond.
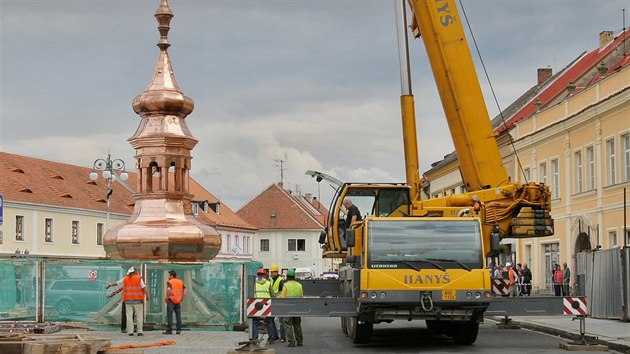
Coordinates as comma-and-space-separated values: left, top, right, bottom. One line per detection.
403, 274, 451, 284
435, 0, 456, 27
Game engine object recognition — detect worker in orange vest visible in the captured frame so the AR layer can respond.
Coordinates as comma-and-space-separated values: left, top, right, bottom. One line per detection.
107, 267, 148, 336
163, 270, 185, 334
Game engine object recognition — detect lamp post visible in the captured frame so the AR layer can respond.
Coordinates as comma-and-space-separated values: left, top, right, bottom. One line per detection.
90, 154, 128, 232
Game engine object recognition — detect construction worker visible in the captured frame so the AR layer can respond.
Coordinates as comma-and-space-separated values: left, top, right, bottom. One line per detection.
269, 264, 286, 342
281, 268, 304, 347
250, 268, 278, 344
106, 267, 148, 336
163, 270, 185, 334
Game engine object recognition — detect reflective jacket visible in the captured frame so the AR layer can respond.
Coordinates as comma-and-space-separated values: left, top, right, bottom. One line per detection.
271, 276, 284, 293
168, 278, 185, 304
123, 274, 144, 302
281, 280, 303, 298
254, 279, 272, 299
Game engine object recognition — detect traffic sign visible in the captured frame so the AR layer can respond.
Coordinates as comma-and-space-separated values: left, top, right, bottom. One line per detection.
247, 298, 271, 317
88, 270, 98, 282
563, 297, 587, 315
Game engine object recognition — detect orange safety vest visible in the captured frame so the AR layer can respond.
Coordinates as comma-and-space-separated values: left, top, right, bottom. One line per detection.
508, 268, 517, 286
168, 278, 185, 304
122, 274, 144, 302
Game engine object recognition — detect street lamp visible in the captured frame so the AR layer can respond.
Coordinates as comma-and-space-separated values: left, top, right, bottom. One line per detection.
90, 154, 129, 231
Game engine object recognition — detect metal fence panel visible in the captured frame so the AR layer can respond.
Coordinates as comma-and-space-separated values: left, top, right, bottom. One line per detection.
582, 248, 623, 319
0, 258, 261, 328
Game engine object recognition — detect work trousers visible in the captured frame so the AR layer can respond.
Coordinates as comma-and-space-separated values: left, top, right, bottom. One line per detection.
250, 317, 277, 340
276, 317, 286, 340
166, 300, 182, 332
125, 302, 144, 334
284, 317, 303, 345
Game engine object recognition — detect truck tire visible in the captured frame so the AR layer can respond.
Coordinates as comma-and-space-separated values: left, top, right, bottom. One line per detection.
347, 317, 373, 344
452, 321, 479, 345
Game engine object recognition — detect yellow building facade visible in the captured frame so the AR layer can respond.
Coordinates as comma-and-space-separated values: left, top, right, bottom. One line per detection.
426, 31, 629, 293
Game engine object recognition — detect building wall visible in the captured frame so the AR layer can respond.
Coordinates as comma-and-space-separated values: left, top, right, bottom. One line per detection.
426, 64, 629, 294
253, 229, 328, 277
1, 202, 127, 258
509, 66, 629, 292
213, 227, 254, 262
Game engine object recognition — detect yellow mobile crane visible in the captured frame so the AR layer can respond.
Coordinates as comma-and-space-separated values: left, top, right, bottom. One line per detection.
305, 0, 554, 344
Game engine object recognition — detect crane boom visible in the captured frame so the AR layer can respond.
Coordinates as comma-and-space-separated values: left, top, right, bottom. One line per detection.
408, 0, 507, 191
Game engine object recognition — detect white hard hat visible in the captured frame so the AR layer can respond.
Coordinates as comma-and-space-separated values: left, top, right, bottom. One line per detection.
505, 262, 512, 267
127, 267, 136, 275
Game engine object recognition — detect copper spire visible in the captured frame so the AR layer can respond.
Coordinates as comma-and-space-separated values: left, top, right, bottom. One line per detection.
104, 0, 221, 261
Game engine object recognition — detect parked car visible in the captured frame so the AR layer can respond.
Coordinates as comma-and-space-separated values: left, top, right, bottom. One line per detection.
45, 279, 109, 315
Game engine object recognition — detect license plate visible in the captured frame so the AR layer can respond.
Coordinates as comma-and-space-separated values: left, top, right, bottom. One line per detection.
442, 290, 456, 301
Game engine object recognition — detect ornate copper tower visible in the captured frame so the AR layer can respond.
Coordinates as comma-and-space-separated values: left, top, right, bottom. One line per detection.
104, 0, 221, 261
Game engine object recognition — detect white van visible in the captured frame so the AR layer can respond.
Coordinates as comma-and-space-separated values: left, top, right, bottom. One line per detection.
294, 267, 313, 280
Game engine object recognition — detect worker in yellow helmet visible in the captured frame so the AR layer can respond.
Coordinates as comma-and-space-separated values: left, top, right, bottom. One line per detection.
269, 265, 286, 342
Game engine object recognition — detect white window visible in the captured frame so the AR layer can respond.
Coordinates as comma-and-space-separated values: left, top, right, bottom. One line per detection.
260, 239, 270, 252
192, 203, 199, 216
574, 150, 583, 193
16, 215, 24, 241
606, 138, 616, 185
539, 162, 547, 184
45, 218, 53, 243
523, 167, 531, 182
72, 220, 80, 244
623, 133, 630, 182
551, 159, 560, 199
288, 239, 306, 252
608, 230, 617, 247
586, 146, 595, 191
97, 223, 104, 245
226, 235, 231, 253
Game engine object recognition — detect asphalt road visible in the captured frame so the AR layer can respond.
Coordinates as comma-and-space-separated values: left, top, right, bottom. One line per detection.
267, 317, 618, 354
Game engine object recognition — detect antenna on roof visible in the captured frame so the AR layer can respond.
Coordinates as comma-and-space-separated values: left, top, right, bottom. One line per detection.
273, 148, 287, 185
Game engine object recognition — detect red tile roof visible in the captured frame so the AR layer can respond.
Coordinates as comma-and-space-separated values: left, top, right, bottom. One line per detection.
497, 29, 630, 133
0, 151, 254, 230
236, 183, 328, 230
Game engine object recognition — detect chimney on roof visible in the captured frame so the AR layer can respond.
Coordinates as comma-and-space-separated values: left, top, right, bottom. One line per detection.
305, 193, 314, 203
599, 31, 614, 50
537, 68, 552, 85
277, 182, 283, 189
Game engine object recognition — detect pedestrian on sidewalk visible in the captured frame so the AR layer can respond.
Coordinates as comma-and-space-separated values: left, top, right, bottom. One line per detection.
552, 264, 563, 296
522, 263, 532, 296
562, 263, 571, 296
506, 262, 518, 297
106, 267, 148, 336
163, 270, 185, 335
281, 268, 304, 348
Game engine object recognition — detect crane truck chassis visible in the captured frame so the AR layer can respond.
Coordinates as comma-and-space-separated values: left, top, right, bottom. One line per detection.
248, 0, 555, 346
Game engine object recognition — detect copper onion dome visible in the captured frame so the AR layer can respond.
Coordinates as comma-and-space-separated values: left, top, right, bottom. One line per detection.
104, 0, 221, 261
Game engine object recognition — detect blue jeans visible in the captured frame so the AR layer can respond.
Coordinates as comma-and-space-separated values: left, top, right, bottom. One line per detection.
166, 300, 182, 332
250, 317, 277, 340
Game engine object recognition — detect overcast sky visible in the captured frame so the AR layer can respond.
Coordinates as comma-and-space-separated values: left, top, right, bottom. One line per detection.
1, 0, 628, 211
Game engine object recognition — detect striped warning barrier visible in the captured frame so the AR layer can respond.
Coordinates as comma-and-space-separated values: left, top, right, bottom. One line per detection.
491, 278, 509, 296
247, 298, 271, 317
563, 296, 587, 315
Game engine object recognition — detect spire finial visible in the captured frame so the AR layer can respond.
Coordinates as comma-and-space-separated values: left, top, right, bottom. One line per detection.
155, 0, 173, 50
